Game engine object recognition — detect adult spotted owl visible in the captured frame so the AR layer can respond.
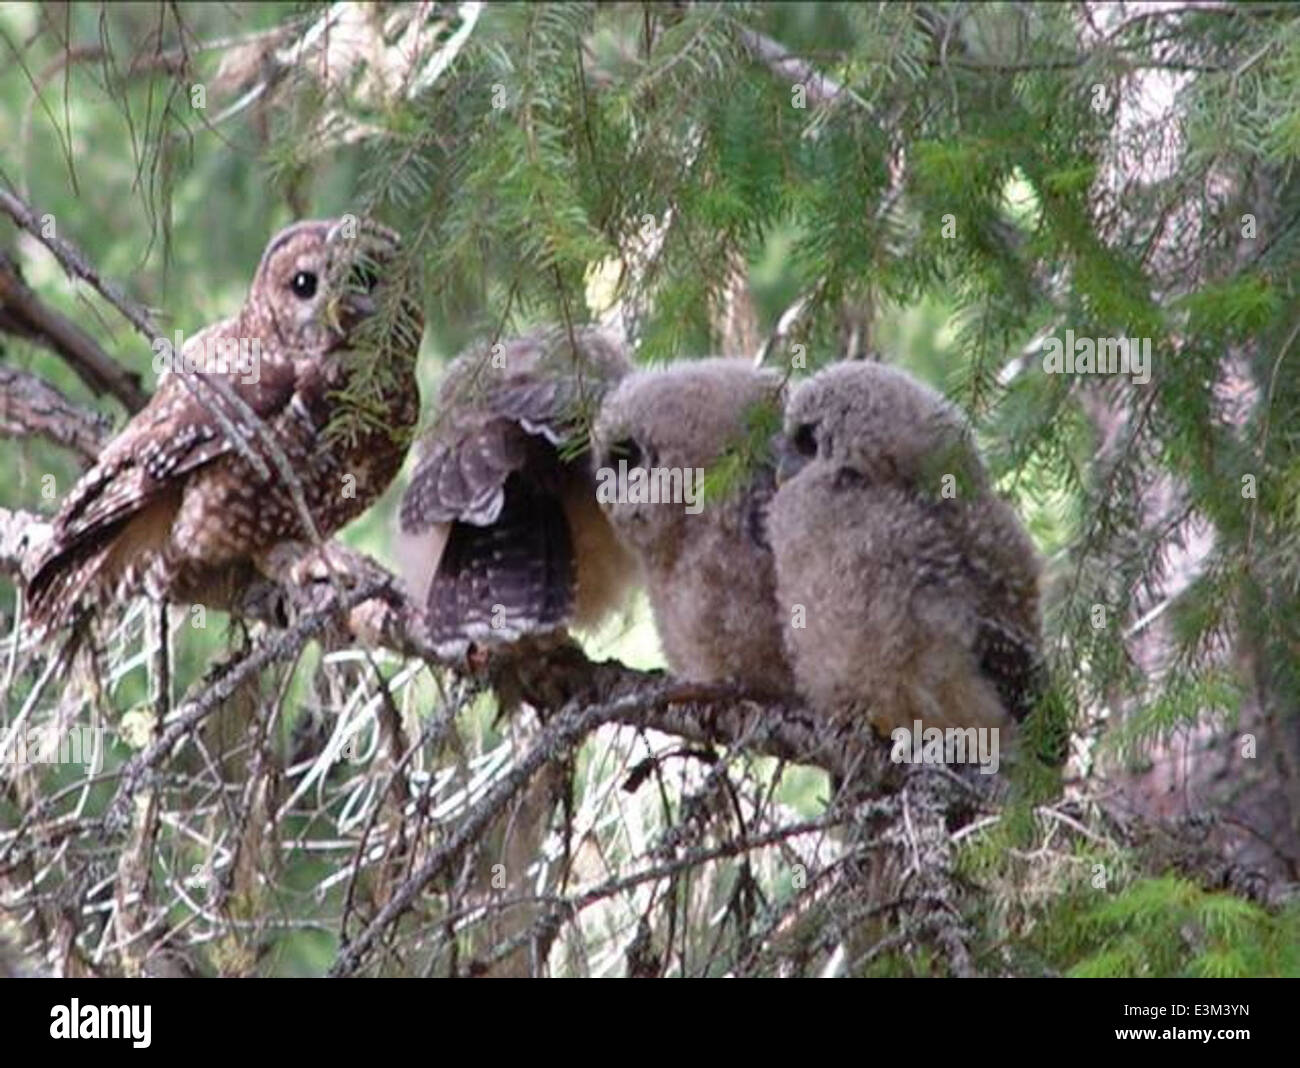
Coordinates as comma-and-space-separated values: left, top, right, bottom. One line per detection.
26, 217, 423, 628
397, 326, 635, 658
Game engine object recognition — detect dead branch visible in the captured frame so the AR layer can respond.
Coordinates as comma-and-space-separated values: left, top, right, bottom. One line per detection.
106, 577, 394, 814
0, 188, 162, 344
736, 26, 856, 108
328, 679, 721, 976
0, 367, 112, 461
0, 250, 147, 412
0, 499, 859, 786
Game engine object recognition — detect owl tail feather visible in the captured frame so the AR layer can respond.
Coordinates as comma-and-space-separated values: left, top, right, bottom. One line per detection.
24, 543, 111, 634
427, 475, 574, 658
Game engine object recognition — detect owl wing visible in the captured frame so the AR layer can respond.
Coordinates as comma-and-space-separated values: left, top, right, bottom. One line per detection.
927, 496, 1049, 729
897, 491, 1046, 721
741, 461, 778, 552
485, 376, 576, 444
406, 326, 623, 514
26, 341, 299, 621
399, 327, 607, 536
974, 614, 1063, 764
399, 397, 579, 653
399, 409, 536, 527
398, 327, 633, 654
973, 616, 1045, 722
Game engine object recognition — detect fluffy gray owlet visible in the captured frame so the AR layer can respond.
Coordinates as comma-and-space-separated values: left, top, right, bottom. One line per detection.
592, 358, 794, 697
769, 360, 1043, 737
26, 217, 423, 627
397, 326, 636, 658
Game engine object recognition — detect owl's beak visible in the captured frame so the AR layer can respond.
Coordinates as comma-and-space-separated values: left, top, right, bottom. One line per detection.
340, 290, 378, 319
324, 289, 378, 337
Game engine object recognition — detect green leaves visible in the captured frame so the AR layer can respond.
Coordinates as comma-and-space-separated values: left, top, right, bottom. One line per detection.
1066, 878, 1297, 978
1179, 275, 1281, 340
698, 392, 782, 506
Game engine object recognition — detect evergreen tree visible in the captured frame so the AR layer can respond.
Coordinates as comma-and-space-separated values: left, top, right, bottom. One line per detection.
0, 1, 1297, 977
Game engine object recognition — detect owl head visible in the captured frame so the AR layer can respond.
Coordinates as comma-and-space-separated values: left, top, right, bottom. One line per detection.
242, 217, 411, 353
592, 358, 784, 549
777, 360, 987, 496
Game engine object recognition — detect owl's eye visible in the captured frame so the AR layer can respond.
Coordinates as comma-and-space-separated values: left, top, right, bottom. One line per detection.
609, 438, 644, 467
290, 271, 318, 299
792, 422, 819, 458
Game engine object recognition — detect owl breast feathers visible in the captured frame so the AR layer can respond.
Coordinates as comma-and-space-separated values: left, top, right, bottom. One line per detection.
768, 360, 1044, 738
26, 217, 423, 627
397, 326, 636, 657
591, 358, 794, 697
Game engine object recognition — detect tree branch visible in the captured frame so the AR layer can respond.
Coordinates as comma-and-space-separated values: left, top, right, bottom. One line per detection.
0, 186, 162, 343
0, 249, 147, 412
0, 367, 112, 461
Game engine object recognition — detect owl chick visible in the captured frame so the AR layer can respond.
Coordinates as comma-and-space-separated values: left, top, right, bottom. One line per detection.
592, 358, 793, 696
26, 217, 423, 627
397, 326, 635, 657
768, 360, 1043, 739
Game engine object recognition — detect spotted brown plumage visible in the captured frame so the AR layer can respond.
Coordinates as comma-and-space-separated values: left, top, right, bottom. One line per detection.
26, 217, 423, 628
397, 326, 635, 658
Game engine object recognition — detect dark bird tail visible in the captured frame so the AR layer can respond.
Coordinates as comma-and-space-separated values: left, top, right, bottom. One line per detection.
427, 474, 574, 658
